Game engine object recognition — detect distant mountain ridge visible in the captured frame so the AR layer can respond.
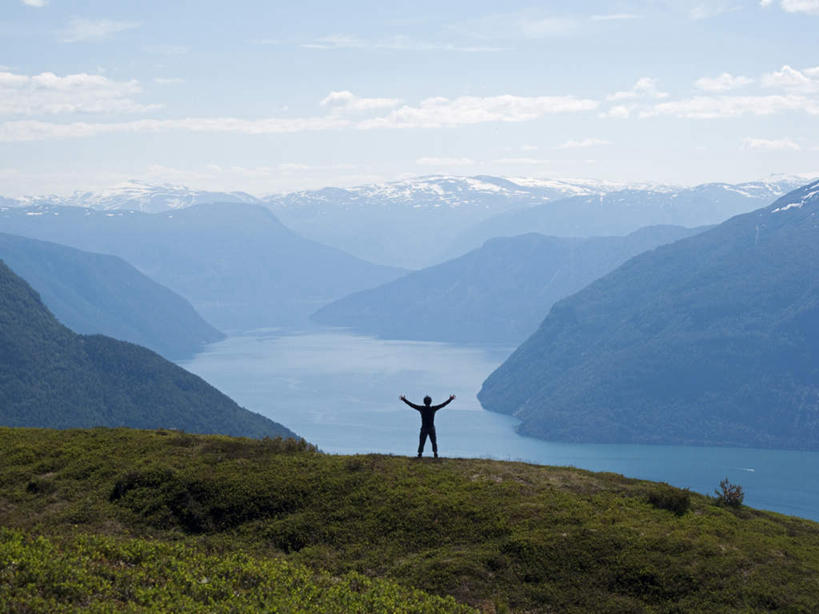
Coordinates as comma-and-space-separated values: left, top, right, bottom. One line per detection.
0, 232, 223, 360
13, 180, 261, 214
4, 175, 805, 269
266, 175, 629, 210
0, 202, 402, 332
313, 225, 705, 344
0, 259, 295, 438
271, 175, 806, 267
446, 178, 809, 257
478, 180, 819, 450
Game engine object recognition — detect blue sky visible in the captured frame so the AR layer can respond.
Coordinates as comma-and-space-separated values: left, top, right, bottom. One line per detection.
1, 0, 818, 195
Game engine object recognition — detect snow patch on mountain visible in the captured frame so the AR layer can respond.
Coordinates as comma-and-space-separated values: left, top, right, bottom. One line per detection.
9, 180, 261, 214
772, 180, 819, 213
2, 174, 812, 216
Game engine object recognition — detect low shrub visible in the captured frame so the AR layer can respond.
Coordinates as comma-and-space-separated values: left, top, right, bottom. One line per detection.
646, 484, 691, 516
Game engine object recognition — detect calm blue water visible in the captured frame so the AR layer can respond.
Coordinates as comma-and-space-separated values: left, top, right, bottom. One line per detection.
181, 329, 819, 522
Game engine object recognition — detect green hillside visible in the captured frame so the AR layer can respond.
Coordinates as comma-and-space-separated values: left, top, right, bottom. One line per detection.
0, 259, 294, 439
0, 232, 223, 360
2, 428, 818, 613
480, 180, 819, 449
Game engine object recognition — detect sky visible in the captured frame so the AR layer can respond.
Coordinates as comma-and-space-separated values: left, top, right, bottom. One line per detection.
1, 0, 818, 196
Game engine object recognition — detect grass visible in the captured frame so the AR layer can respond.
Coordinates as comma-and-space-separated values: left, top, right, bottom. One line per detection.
1, 427, 818, 613
0, 529, 471, 613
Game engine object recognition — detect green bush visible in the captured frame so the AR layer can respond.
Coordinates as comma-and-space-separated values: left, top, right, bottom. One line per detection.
714, 478, 744, 507
0, 528, 474, 613
646, 484, 691, 516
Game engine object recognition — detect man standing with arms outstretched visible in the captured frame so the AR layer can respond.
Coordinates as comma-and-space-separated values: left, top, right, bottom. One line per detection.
400, 394, 455, 458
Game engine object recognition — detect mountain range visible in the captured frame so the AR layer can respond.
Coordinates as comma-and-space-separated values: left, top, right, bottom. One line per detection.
313, 225, 704, 344
0, 203, 402, 332
268, 176, 804, 267
479, 181, 819, 450
0, 259, 295, 438
446, 179, 808, 257
0, 232, 223, 360
14, 180, 260, 213
265, 176, 629, 268
4, 175, 806, 269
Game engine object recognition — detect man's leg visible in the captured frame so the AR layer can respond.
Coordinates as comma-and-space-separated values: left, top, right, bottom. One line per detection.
429, 427, 438, 458
418, 428, 428, 456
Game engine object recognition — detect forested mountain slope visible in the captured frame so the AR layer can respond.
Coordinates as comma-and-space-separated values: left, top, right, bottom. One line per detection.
479, 181, 819, 450
0, 232, 223, 359
314, 225, 703, 343
0, 260, 295, 438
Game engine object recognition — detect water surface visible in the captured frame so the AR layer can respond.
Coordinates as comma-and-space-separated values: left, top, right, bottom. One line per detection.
181, 330, 819, 521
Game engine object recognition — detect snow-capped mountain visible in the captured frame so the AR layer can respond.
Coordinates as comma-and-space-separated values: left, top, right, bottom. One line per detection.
1, 174, 811, 268
262, 174, 809, 267
771, 179, 819, 213
265, 175, 630, 211
443, 176, 810, 259
12, 180, 261, 214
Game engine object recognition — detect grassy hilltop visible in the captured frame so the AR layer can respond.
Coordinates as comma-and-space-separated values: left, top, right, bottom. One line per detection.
1, 428, 818, 613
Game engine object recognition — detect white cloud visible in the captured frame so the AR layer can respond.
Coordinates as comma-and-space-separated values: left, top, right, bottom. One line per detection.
688, 2, 740, 19
742, 137, 801, 151
302, 34, 502, 52
320, 90, 401, 113
557, 138, 612, 149
21, 0, 47, 7
643, 94, 819, 118
0, 70, 159, 115
694, 72, 753, 92
153, 77, 184, 85
0, 89, 600, 141
357, 94, 598, 129
607, 77, 669, 101
602, 78, 668, 117
762, 0, 819, 14
600, 105, 632, 119
60, 18, 140, 43
415, 157, 475, 166
761, 65, 819, 91
782, 0, 819, 14
0, 116, 351, 142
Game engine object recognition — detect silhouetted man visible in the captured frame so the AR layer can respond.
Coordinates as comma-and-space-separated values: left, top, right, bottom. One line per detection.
400, 394, 455, 458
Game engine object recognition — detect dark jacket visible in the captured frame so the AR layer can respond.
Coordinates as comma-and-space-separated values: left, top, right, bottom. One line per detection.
401, 397, 453, 428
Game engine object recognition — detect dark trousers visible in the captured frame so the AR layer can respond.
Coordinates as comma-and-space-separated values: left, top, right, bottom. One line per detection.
418, 426, 437, 455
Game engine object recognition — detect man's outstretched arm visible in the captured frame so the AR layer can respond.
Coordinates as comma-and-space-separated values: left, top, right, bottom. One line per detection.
432, 395, 456, 411
400, 395, 423, 410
